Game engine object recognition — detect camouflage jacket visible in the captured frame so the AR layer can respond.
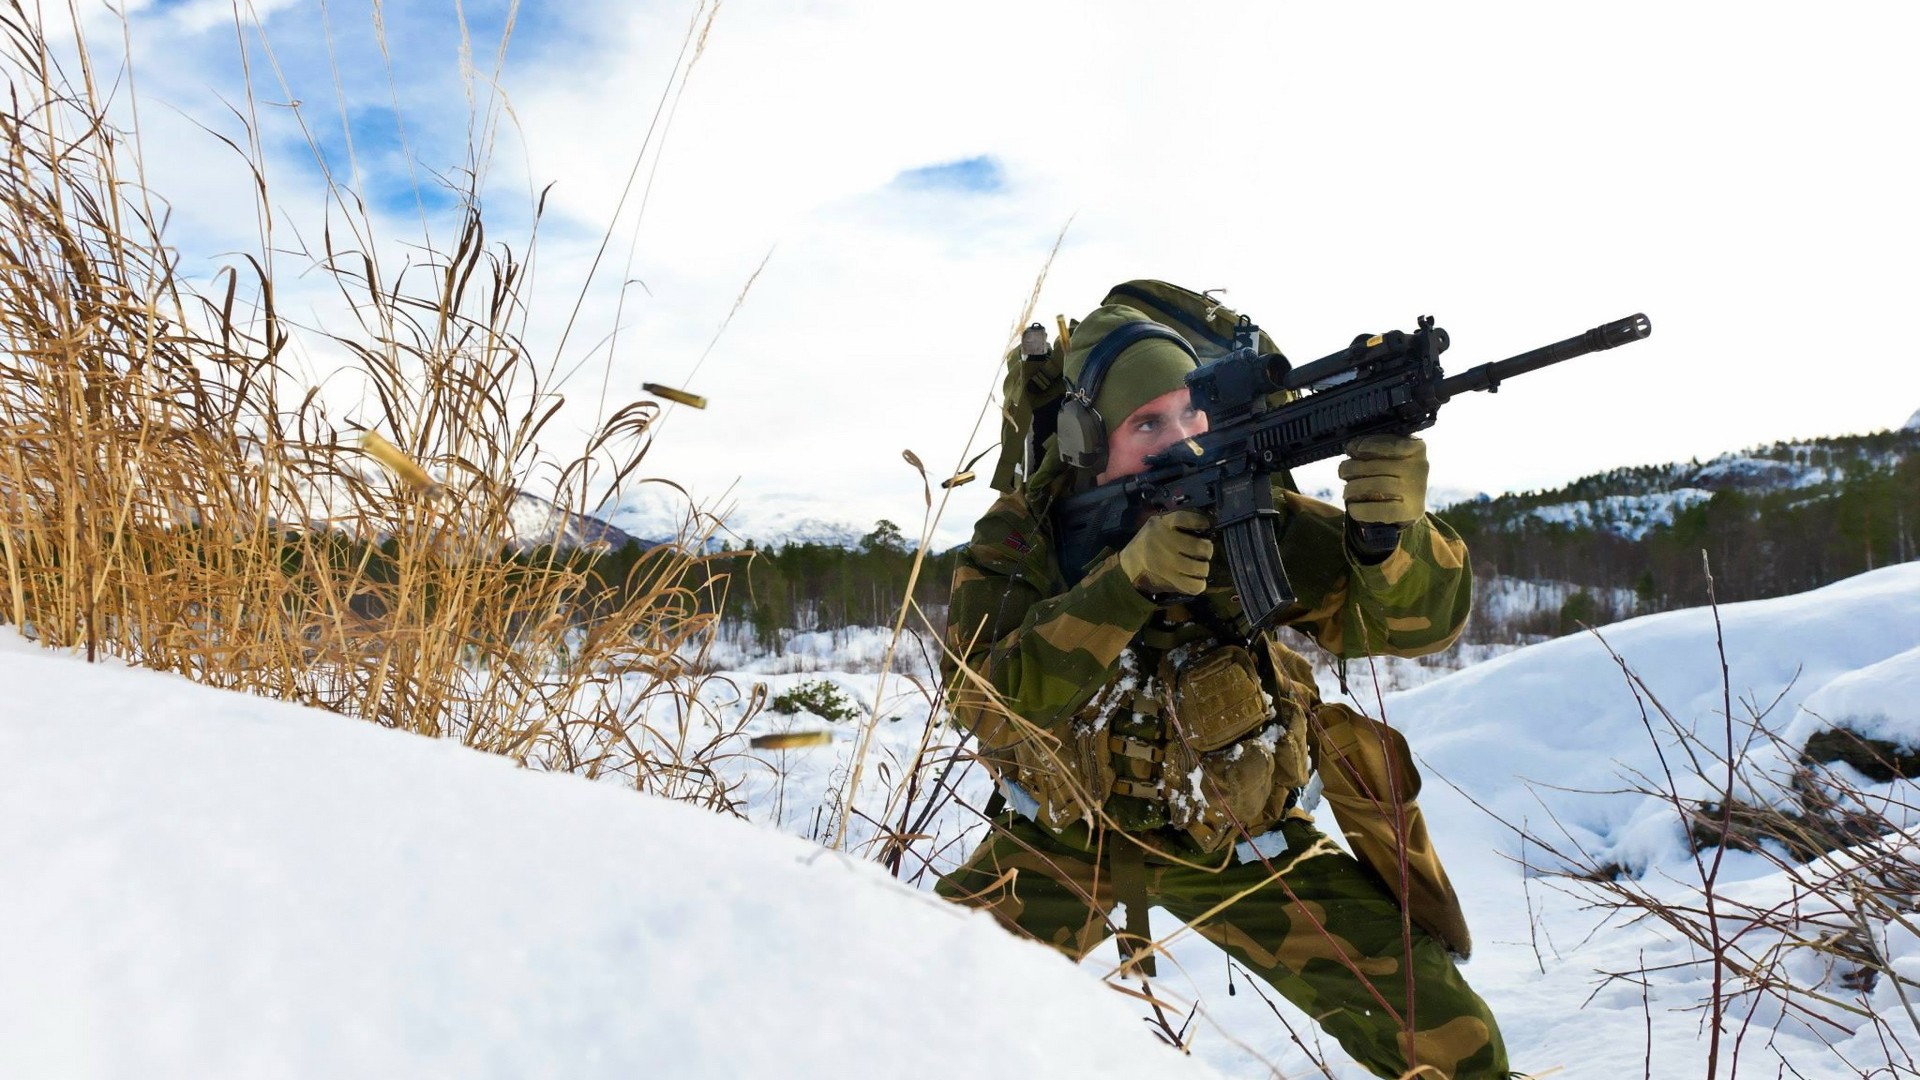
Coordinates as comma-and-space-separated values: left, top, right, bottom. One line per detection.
943, 452, 1473, 852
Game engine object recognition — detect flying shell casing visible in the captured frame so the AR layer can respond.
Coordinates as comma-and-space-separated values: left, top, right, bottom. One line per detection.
750, 730, 833, 750
643, 383, 708, 409
359, 431, 441, 495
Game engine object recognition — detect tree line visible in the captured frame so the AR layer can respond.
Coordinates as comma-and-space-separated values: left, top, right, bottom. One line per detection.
581, 430, 1919, 654
708, 521, 960, 654
1439, 430, 1920, 613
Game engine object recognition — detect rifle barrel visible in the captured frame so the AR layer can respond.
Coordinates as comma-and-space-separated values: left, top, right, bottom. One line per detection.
1438, 313, 1650, 399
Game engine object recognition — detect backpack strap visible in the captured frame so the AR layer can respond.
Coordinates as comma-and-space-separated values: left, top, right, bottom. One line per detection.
1105, 281, 1239, 354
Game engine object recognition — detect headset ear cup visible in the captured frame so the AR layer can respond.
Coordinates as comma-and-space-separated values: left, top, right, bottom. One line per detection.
1060, 317, 1191, 476
1056, 399, 1106, 473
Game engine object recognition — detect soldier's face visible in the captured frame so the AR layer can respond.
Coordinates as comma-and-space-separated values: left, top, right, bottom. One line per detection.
1097, 387, 1209, 484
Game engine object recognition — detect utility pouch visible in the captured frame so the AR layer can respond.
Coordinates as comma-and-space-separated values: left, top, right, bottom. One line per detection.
1258, 637, 1315, 792
1163, 724, 1280, 853
1160, 644, 1281, 852
1169, 645, 1269, 751
1013, 694, 1120, 836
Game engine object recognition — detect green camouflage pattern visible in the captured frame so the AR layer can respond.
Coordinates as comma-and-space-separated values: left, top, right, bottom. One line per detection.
943, 448, 1474, 843
936, 814, 1509, 1079
1099, 279, 1286, 362
1315, 701, 1476, 959
940, 448, 1498, 1077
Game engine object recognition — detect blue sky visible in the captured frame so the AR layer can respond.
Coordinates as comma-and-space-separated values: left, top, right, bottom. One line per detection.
892, 157, 1006, 196
56, 0, 1920, 545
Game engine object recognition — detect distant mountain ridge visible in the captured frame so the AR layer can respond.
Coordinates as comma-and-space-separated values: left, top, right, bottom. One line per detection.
504, 491, 642, 553
1438, 427, 1918, 541
551, 423, 1920, 569
569, 422, 1920, 656
1440, 425, 1920, 611
604, 487, 870, 551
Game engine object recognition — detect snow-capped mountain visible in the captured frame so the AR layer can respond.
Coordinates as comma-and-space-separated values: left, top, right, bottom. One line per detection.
269, 462, 643, 554
606, 487, 875, 551
504, 491, 640, 553
510, 422, 1920, 558
1440, 427, 1919, 541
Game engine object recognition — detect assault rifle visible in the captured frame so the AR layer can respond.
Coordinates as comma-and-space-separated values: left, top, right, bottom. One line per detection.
1054, 312, 1653, 631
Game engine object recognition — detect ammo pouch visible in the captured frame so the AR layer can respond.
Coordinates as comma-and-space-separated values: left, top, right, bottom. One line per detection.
1158, 644, 1307, 852
1004, 642, 1313, 852
1012, 705, 1118, 836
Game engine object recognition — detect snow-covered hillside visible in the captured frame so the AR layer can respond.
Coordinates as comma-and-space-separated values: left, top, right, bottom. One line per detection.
1517, 488, 1715, 540
709, 566, 1920, 1077
1391, 562, 1920, 873
1364, 564, 1920, 1077
9, 562, 1920, 1078
0, 632, 1215, 1080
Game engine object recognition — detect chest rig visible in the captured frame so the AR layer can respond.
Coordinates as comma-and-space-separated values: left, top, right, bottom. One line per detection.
1086, 601, 1313, 855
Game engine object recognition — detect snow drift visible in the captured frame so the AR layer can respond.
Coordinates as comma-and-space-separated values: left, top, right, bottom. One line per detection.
0, 633, 1216, 1080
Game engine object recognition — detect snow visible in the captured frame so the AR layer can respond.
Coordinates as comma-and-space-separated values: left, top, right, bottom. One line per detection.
1358, 564, 1920, 1077
609, 486, 875, 551
1690, 454, 1839, 491
12, 561, 1920, 1077
503, 490, 640, 552
1521, 488, 1714, 539
0, 633, 1217, 1080
1469, 574, 1637, 628
1782, 644, 1920, 750
702, 623, 937, 675
1388, 563, 1920, 872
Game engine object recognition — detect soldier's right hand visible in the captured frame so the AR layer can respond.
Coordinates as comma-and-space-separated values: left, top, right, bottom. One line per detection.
1119, 509, 1213, 597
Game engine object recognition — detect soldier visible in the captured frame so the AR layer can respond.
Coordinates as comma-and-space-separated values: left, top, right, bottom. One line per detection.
937, 300, 1510, 1079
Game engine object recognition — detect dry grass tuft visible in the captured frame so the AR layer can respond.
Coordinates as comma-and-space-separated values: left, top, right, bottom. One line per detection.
0, 1, 752, 807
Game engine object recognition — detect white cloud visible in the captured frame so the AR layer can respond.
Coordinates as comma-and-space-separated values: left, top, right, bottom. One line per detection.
37, 0, 1920, 544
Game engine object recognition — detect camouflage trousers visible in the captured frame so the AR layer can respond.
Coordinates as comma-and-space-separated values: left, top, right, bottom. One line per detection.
936, 813, 1508, 1080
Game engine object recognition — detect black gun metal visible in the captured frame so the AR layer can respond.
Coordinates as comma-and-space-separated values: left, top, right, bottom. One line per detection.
1053, 313, 1653, 632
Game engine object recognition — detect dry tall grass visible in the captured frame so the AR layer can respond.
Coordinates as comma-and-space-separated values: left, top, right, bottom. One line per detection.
0, 2, 750, 806
1512, 563, 1920, 1077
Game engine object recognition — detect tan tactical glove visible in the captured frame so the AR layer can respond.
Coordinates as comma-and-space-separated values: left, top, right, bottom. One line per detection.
1338, 434, 1429, 525
1118, 509, 1213, 597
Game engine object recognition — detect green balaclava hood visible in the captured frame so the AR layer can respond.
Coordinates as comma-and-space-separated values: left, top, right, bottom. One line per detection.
1063, 304, 1198, 438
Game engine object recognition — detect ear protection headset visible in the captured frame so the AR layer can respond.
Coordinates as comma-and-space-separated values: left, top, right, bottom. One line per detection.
1056, 322, 1199, 472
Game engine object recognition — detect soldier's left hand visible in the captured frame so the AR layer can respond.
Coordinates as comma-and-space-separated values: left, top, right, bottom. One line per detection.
1339, 434, 1428, 526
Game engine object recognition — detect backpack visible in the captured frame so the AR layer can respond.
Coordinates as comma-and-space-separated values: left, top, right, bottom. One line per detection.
988, 280, 1288, 493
